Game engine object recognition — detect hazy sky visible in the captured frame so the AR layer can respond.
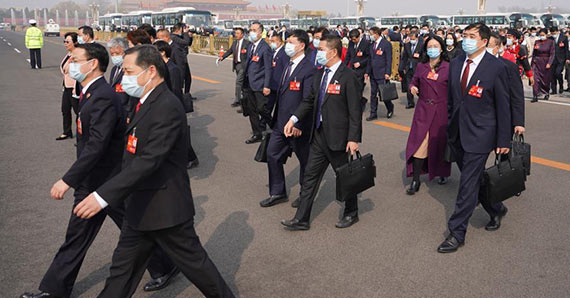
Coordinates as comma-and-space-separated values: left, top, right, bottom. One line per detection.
1, 0, 569, 15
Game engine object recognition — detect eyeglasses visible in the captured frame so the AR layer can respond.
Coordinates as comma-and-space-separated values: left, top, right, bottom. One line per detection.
63, 40, 71, 44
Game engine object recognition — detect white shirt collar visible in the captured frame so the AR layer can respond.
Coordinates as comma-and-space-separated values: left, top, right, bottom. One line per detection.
292, 53, 305, 65
139, 86, 157, 105
326, 60, 342, 73
253, 38, 262, 47
81, 76, 104, 95
274, 45, 283, 54
168, 40, 173, 45
466, 49, 486, 66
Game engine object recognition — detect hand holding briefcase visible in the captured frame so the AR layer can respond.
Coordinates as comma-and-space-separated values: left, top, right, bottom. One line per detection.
335, 152, 376, 202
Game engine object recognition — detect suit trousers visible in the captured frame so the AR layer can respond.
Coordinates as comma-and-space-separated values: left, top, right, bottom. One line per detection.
187, 125, 198, 162
369, 78, 394, 116
234, 63, 245, 104
183, 63, 192, 94
39, 186, 174, 297
61, 88, 78, 136
267, 129, 310, 196
246, 90, 271, 137
399, 69, 408, 92
551, 60, 564, 92
294, 128, 358, 222
98, 219, 234, 298
29, 48, 42, 68
447, 143, 504, 243
565, 64, 570, 87
405, 69, 415, 106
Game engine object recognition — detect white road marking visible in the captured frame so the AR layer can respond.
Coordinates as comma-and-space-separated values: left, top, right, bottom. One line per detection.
14, 48, 21, 53
7, 42, 11, 46
26, 59, 30, 63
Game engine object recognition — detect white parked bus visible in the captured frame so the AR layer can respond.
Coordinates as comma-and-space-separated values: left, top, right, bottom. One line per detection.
151, 7, 214, 34
329, 16, 376, 30
419, 15, 450, 27
121, 11, 153, 31
451, 13, 510, 29
99, 13, 123, 32
509, 13, 543, 29
539, 13, 567, 28
376, 15, 420, 27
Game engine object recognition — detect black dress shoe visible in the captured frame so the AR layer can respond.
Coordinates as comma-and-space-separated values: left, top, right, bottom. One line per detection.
365, 115, 378, 121
335, 215, 359, 228
405, 104, 415, 109
281, 218, 310, 230
387, 111, 394, 119
406, 180, 421, 195
55, 134, 72, 141
20, 292, 61, 298
544, 94, 550, 100
550, 91, 557, 95
565, 88, 570, 92
485, 207, 508, 231
143, 267, 180, 292
245, 135, 262, 144
291, 197, 301, 208
531, 96, 538, 103
260, 194, 288, 207
437, 177, 448, 185
437, 235, 464, 253
231, 102, 240, 107
187, 158, 199, 169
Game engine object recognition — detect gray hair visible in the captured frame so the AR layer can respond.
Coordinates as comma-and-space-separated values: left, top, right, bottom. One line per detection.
107, 37, 128, 50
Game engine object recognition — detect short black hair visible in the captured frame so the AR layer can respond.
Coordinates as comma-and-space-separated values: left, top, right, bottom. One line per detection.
499, 35, 507, 46
251, 21, 264, 32
315, 26, 329, 35
172, 23, 185, 33
270, 33, 283, 41
127, 29, 152, 45
369, 26, 381, 35
349, 29, 360, 39
550, 26, 559, 32
139, 23, 156, 39
64, 32, 78, 44
124, 45, 167, 79
78, 25, 94, 39
322, 34, 342, 58
290, 29, 309, 51
234, 27, 244, 34
76, 43, 108, 73
464, 22, 491, 44
154, 40, 172, 58
489, 32, 501, 46
539, 28, 548, 35
408, 32, 418, 38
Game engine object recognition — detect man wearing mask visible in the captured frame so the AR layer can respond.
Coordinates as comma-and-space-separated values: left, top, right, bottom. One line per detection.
108, 37, 132, 115
77, 25, 95, 44
506, 29, 534, 86
366, 26, 394, 120
261, 30, 314, 208
420, 25, 430, 37
526, 27, 538, 58
243, 22, 273, 144
344, 28, 370, 111
399, 32, 423, 109
549, 27, 568, 94
268, 34, 289, 118
218, 28, 250, 108
439, 23, 511, 253
281, 35, 362, 230
309, 27, 330, 68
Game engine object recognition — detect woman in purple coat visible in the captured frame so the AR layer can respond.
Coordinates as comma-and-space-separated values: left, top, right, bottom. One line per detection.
531, 28, 555, 102
405, 36, 451, 195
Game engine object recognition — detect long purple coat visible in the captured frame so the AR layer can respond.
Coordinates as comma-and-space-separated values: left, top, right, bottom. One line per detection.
405, 61, 451, 180
531, 39, 555, 96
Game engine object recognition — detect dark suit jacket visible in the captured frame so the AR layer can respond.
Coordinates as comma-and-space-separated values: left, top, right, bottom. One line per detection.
499, 56, 525, 127
269, 46, 289, 91
344, 38, 370, 78
244, 39, 273, 92
167, 59, 183, 101
388, 31, 401, 42
62, 77, 125, 190
552, 33, 568, 64
271, 55, 314, 132
97, 82, 194, 231
447, 52, 511, 154
109, 65, 132, 114
220, 38, 249, 71
293, 62, 362, 151
399, 40, 423, 73
367, 38, 393, 79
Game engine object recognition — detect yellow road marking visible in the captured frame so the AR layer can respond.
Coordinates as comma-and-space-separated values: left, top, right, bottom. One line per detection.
372, 121, 570, 172
193, 75, 221, 84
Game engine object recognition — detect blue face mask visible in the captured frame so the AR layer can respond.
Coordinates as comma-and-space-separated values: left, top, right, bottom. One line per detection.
77, 36, 85, 44
111, 55, 123, 67
369, 34, 376, 42
284, 42, 297, 57
312, 38, 320, 48
427, 48, 441, 59
68, 60, 93, 82
462, 38, 480, 55
121, 69, 149, 98
248, 31, 258, 42
316, 50, 329, 66
270, 42, 278, 50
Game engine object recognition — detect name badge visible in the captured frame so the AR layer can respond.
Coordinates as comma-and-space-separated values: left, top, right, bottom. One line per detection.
356, 51, 363, 57
127, 129, 138, 154
534, 45, 539, 50
413, 53, 420, 58
272, 61, 276, 67
241, 48, 247, 54
289, 80, 301, 91
427, 72, 439, 81
115, 83, 125, 93
252, 55, 260, 62
376, 49, 383, 56
326, 83, 341, 95
77, 117, 82, 135
468, 85, 484, 98
559, 42, 565, 47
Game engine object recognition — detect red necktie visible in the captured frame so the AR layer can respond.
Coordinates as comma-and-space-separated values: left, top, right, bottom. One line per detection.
79, 92, 84, 103
460, 59, 473, 94
135, 101, 142, 113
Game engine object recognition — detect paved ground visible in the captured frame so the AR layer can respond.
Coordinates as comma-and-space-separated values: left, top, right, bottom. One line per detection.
1, 31, 570, 298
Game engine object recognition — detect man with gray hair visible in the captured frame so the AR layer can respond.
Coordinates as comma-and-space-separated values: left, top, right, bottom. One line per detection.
108, 37, 133, 115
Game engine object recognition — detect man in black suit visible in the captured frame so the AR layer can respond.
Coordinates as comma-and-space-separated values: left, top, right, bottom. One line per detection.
366, 26, 394, 120
344, 28, 370, 111
72, 45, 234, 298
399, 32, 423, 108
550, 27, 568, 94
218, 27, 249, 108
242, 21, 273, 144
108, 37, 133, 115
281, 35, 363, 230
267, 33, 289, 121
171, 23, 195, 98
439, 23, 511, 253
20, 43, 176, 298
261, 30, 313, 208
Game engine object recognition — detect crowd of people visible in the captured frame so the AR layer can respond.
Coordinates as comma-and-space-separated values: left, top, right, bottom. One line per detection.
19, 16, 570, 298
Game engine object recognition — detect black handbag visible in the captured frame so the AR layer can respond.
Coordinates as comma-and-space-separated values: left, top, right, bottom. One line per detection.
335, 152, 376, 202
254, 133, 271, 163
511, 134, 531, 176
443, 142, 455, 163
182, 94, 194, 113
378, 81, 399, 102
483, 154, 526, 204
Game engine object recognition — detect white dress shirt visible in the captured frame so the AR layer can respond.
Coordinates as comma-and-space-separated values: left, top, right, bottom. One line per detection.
460, 49, 486, 85
288, 53, 305, 76
93, 85, 157, 208
273, 45, 283, 59
81, 76, 104, 96
236, 38, 243, 62
252, 38, 262, 54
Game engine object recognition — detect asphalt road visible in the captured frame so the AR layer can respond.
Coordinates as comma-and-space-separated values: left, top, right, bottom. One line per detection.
1, 31, 570, 298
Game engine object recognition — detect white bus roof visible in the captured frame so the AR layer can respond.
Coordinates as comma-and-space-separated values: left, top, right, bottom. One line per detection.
160, 7, 197, 13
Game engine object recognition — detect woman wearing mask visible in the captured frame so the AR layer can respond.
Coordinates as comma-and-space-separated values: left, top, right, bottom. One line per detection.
445, 32, 464, 60
57, 32, 79, 141
531, 28, 555, 102
405, 36, 451, 194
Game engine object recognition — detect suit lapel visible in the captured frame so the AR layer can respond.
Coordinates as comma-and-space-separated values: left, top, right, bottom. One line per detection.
322, 63, 344, 106
126, 82, 167, 134
464, 52, 489, 97
281, 56, 308, 95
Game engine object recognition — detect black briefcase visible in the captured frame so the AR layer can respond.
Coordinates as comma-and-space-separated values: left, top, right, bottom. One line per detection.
378, 81, 399, 102
335, 152, 376, 202
254, 133, 270, 163
443, 142, 455, 163
483, 154, 526, 204
511, 134, 531, 176
182, 94, 194, 113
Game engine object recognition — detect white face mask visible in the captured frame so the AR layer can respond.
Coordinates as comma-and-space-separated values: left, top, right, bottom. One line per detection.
446, 39, 454, 46
121, 68, 150, 98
